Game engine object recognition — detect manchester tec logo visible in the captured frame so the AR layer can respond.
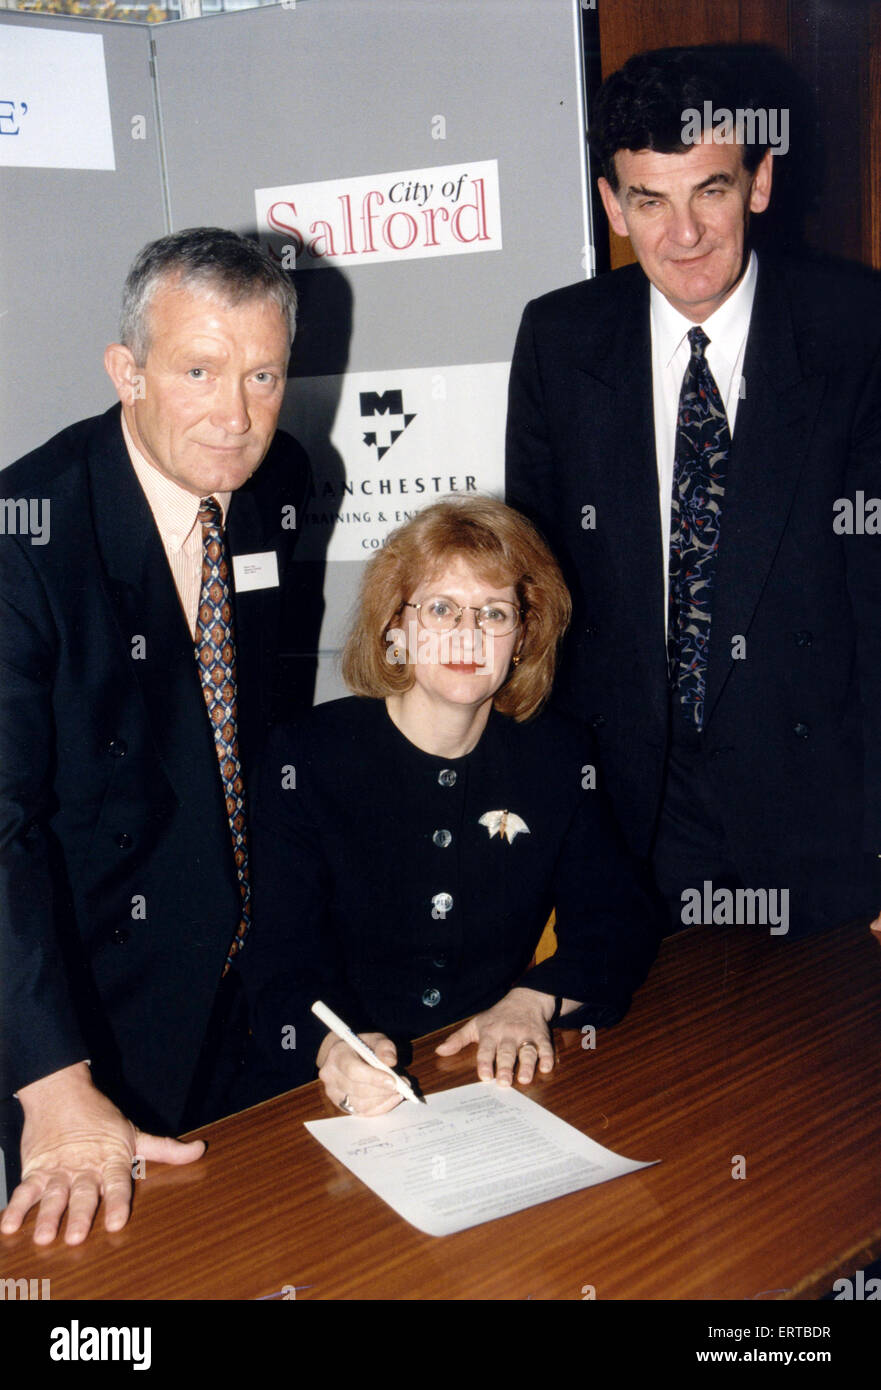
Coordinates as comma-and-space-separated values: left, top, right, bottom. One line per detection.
360, 389, 417, 460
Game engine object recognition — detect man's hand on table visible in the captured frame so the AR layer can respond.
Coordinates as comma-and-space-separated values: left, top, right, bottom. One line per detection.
0, 1062, 205, 1245
435, 986, 582, 1086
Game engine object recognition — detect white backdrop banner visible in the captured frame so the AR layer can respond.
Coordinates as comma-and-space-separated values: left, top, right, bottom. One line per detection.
0, 27, 115, 170
287, 361, 509, 561
256, 160, 502, 269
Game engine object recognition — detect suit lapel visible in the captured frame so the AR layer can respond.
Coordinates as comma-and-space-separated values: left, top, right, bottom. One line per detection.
704, 261, 824, 722
574, 270, 670, 729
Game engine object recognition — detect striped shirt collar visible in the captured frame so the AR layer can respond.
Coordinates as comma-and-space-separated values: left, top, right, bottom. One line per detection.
121, 412, 231, 553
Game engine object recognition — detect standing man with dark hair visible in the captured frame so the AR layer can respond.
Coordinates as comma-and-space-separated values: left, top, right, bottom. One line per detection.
506, 46, 881, 941
0, 228, 310, 1244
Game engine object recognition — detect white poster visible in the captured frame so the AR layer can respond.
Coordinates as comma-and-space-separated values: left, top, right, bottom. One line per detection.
255, 160, 502, 270
0, 27, 115, 171
286, 361, 509, 562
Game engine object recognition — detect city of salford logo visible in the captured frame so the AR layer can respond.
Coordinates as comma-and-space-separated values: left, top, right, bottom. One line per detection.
360, 389, 416, 460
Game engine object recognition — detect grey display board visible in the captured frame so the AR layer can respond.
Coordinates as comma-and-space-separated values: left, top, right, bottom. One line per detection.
155, 0, 591, 373
1, 0, 593, 701
0, 12, 165, 463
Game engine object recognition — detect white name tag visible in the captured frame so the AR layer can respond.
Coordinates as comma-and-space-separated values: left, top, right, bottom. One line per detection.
232, 550, 280, 592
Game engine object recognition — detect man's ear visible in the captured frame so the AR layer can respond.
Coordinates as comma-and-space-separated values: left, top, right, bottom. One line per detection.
104, 343, 142, 407
748, 149, 774, 215
598, 176, 630, 239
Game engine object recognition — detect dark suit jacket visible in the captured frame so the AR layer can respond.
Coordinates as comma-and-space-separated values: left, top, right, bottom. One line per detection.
506, 255, 881, 934
0, 405, 310, 1131
243, 696, 661, 1093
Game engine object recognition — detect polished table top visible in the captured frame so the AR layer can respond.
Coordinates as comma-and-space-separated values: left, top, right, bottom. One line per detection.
3, 921, 879, 1300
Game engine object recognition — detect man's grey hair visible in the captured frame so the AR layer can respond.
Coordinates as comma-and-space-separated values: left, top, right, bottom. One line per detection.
120, 227, 297, 363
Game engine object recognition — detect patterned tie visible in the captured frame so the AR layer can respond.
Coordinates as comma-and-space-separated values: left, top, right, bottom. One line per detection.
194, 496, 250, 974
667, 326, 731, 729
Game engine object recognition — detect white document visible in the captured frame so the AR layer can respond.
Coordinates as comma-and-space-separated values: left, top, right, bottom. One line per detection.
305, 1083, 657, 1237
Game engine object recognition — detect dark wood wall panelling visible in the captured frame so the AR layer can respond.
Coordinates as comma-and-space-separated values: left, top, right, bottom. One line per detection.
596, 0, 881, 272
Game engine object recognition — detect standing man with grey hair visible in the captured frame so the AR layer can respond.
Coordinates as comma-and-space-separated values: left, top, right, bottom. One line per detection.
0, 227, 310, 1244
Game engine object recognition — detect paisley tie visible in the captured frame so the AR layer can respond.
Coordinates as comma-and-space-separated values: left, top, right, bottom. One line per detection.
194, 496, 250, 974
667, 327, 730, 729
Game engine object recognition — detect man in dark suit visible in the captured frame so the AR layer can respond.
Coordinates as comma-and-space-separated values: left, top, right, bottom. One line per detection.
0, 228, 310, 1243
506, 46, 881, 940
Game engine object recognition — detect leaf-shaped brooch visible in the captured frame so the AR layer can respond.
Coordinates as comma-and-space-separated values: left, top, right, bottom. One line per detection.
478, 810, 531, 843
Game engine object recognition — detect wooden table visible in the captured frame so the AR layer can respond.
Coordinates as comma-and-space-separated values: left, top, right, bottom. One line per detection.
3, 921, 879, 1301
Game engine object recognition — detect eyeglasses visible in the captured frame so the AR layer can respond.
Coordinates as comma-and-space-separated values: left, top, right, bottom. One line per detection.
403, 596, 523, 637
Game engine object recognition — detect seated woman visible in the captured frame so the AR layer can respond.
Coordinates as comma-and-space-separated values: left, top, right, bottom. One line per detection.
244, 496, 660, 1115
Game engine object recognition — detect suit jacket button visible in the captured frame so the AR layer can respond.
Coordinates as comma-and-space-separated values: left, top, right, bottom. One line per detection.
437, 769, 457, 787
111, 927, 129, 945
422, 987, 441, 1007
793, 722, 811, 738
432, 829, 452, 848
431, 891, 453, 914
793, 631, 813, 647
115, 832, 133, 849
590, 715, 606, 729
107, 739, 128, 757
433, 955, 448, 969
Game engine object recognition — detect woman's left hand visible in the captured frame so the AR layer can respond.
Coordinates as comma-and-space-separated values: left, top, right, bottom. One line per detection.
434, 987, 556, 1086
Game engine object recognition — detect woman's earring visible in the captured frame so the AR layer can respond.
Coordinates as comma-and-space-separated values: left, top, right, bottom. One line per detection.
511, 654, 522, 666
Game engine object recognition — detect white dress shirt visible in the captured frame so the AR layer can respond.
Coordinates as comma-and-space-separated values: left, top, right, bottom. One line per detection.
650, 250, 758, 609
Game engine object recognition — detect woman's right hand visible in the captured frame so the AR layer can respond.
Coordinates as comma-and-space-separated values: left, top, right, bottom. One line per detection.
316, 1032, 404, 1116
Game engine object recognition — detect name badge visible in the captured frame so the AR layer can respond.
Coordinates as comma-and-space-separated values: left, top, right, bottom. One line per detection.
232, 550, 280, 593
